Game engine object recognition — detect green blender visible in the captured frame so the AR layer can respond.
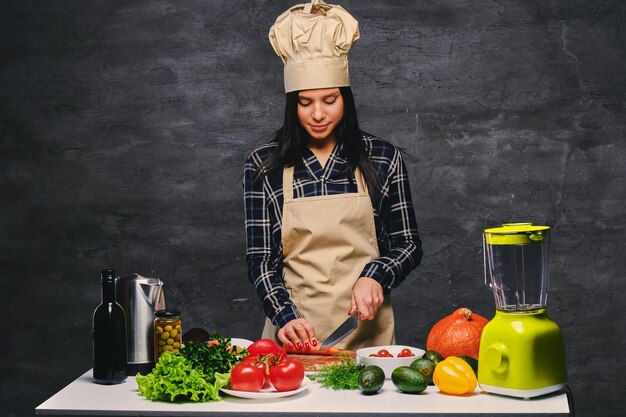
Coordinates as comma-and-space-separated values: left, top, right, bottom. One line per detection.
478, 223, 567, 398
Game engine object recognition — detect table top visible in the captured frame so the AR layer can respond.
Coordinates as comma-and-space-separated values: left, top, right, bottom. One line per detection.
36, 370, 570, 417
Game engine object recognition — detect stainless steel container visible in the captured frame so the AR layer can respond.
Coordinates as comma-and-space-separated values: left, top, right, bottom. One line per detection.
115, 274, 165, 374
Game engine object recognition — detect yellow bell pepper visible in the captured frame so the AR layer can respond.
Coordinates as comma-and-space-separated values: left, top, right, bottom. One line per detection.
433, 356, 477, 395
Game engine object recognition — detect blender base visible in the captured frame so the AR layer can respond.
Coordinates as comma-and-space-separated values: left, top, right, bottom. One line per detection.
479, 382, 567, 399
478, 309, 568, 399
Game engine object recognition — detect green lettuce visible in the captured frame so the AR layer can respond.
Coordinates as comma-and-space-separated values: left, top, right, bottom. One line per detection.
136, 351, 230, 402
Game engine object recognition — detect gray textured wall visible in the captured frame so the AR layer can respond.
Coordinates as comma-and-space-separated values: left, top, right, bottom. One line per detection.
2, 1, 625, 416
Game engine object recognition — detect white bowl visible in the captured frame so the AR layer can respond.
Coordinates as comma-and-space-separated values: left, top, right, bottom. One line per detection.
356, 345, 425, 379
230, 338, 253, 349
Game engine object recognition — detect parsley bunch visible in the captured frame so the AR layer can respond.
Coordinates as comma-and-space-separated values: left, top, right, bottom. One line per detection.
309, 357, 364, 390
181, 334, 244, 384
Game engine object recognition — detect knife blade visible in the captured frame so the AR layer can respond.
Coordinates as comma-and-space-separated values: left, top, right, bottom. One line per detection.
320, 314, 358, 350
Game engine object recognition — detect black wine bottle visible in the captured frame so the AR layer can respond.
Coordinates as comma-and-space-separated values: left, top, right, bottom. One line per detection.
92, 269, 127, 384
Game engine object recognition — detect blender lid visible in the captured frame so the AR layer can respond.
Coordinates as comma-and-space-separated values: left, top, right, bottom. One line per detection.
484, 223, 549, 245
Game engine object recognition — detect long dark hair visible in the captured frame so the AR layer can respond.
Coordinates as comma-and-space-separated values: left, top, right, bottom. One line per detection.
254, 86, 381, 203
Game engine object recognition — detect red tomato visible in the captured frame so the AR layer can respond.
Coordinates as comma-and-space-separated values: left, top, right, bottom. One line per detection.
242, 354, 258, 364
230, 362, 265, 392
269, 358, 305, 392
377, 349, 393, 357
254, 357, 272, 388
248, 339, 287, 360
397, 348, 415, 357
369, 353, 379, 357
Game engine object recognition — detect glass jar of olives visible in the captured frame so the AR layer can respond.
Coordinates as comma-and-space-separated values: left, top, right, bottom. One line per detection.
153, 309, 182, 360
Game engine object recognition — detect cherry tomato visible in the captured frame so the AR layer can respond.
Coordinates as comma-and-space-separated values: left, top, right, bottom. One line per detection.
369, 353, 379, 357
230, 362, 265, 392
397, 348, 415, 357
269, 358, 305, 392
376, 349, 393, 357
248, 339, 287, 360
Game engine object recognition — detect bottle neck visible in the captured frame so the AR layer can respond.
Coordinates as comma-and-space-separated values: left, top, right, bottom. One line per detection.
101, 279, 116, 303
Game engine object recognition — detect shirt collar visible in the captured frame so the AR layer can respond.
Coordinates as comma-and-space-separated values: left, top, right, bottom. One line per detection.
302, 141, 347, 180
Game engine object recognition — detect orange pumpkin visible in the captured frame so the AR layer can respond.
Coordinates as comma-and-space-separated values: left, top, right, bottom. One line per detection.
426, 308, 488, 359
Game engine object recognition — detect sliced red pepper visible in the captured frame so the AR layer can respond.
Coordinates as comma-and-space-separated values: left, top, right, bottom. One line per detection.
284, 343, 340, 356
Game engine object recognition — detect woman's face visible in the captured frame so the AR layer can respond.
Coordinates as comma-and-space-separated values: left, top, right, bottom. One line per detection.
297, 87, 344, 143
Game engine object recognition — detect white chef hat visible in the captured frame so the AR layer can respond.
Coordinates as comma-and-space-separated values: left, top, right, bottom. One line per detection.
269, 0, 360, 93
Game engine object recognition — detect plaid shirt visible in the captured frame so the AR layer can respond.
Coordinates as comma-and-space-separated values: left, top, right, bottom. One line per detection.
243, 135, 422, 328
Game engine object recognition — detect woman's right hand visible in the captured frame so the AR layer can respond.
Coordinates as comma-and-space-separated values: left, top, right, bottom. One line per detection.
277, 318, 318, 351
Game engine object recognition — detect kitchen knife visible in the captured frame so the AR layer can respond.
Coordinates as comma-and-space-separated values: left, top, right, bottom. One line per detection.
319, 314, 358, 350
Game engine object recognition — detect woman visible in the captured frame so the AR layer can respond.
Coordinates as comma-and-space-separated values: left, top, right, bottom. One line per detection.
244, 0, 422, 351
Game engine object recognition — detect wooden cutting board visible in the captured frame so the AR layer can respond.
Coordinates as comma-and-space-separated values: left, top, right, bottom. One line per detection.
287, 350, 356, 372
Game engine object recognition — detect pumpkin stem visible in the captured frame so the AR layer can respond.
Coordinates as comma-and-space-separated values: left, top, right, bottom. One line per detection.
460, 308, 473, 320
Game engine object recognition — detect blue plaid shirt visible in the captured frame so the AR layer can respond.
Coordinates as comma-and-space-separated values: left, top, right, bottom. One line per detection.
244, 135, 422, 328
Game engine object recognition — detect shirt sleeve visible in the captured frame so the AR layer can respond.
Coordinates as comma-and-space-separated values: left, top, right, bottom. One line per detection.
243, 155, 299, 328
359, 148, 423, 291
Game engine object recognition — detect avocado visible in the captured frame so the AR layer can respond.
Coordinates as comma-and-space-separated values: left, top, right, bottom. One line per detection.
391, 366, 427, 394
423, 350, 443, 365
358, 365, 385, 395
409, 357, 435, 385
458, 356, 479, 376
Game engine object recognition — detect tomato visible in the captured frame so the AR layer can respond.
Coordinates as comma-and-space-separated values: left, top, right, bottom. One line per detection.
230, 362, 265, 392
243, 354, 273, 388
376, 349, 393, 357
269, 358, 305, 392
254, 361, 272, 388
248, 339, 287, 360
397, 348, 415, 357
369, 353, 379, 357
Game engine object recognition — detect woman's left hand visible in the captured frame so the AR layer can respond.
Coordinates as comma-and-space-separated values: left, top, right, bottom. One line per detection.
349, 277, 384, 320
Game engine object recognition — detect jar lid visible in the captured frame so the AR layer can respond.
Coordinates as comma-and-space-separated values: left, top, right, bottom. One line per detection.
155, 309, 181, 318
484, 223, 550, 245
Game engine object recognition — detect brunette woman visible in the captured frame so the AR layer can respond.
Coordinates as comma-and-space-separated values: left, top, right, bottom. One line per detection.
244, 0, 422, 351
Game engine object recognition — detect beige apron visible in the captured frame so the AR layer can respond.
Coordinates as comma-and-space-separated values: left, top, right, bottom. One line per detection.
262, 165, 395, 350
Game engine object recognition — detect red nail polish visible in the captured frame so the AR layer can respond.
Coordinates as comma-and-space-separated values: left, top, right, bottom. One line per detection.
305, 342, 310, 349
287, 343, 294, 349
312, 339, 318, 347
296, 342, 303, 349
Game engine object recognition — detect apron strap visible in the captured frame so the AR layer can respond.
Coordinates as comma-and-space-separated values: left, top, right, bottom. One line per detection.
283, 165, 295, 202
303, 0, 326, 14
354, 167, 368, 196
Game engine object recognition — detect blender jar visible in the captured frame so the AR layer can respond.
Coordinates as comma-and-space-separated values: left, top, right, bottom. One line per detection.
483, 223, 550, 311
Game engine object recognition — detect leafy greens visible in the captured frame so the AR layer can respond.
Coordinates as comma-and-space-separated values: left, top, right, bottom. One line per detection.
181, 337, 244, 383
136, 333, 245, 402
309, 357, 363, 390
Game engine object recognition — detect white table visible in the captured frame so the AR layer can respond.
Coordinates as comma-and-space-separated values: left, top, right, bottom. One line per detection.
36, 370, 570, 416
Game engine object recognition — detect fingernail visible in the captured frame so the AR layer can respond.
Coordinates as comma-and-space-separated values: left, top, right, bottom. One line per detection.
312, 339, 318, 347
296, 342, 303, 349
287, 343, 294, 349
305, 342, 310, 349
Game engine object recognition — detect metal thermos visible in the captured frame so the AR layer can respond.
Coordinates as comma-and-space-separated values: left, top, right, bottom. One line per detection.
115, 274, 165, 375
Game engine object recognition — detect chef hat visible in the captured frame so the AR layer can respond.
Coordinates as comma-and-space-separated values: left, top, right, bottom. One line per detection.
269, 0, 360, 93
